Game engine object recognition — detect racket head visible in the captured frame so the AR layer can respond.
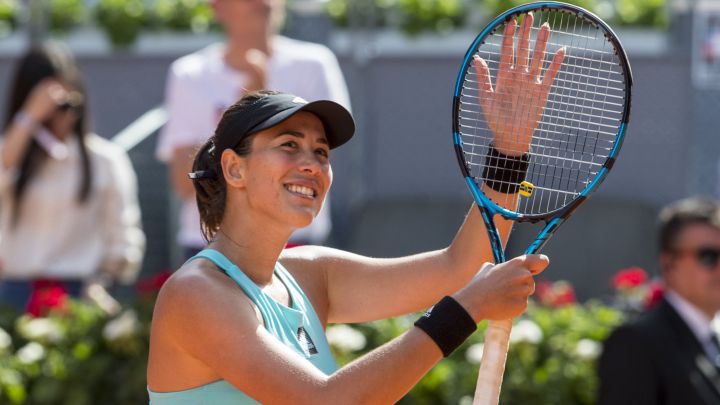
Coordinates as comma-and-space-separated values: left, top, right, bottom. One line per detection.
453, 1, 632, 223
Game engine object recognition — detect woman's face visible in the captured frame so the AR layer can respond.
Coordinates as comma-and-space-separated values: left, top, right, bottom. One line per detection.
238, 111, 332, 229
212, 0, 285, 37
46, 86, 83, 140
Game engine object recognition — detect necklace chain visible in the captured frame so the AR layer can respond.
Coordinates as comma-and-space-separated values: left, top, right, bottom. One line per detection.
216, 228, 245, 250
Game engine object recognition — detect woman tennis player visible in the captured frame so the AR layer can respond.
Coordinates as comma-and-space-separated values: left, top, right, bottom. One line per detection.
147, 15, 560, 403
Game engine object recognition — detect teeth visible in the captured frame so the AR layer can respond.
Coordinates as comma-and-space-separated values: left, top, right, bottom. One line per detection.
287, 184, 315, 197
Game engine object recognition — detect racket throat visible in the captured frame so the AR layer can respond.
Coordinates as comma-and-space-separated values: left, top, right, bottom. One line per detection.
477, 205, 507, 263
525, 217, 565, 254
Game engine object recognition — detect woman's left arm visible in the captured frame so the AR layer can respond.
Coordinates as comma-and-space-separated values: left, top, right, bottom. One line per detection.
281, 204, 514, 324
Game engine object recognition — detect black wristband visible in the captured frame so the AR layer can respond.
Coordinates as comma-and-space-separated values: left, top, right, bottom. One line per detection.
482, 144, 530, 194
414, 296, 477, 357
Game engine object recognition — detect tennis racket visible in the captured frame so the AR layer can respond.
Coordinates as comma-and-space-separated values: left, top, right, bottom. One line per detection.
451, 2, 632, 404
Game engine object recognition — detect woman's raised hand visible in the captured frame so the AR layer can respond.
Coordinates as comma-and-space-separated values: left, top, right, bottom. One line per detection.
473, 13, 565, 156
22, 79, 72, 122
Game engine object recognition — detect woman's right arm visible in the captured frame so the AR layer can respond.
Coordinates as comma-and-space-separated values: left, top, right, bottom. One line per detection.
156, 255, 547, 404
1, 79, 65, 170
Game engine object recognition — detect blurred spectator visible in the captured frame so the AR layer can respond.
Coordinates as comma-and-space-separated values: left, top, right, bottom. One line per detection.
598, 197, 720, 405
702, 16, 720, 66
156, 0, 350, 257
0, 43, 145, 312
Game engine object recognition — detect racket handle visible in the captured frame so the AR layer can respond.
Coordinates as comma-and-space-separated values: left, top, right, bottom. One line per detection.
473, 318, 512, 405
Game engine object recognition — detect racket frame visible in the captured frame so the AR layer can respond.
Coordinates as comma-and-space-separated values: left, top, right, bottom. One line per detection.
452, 1, 633, 262
451, 3, 634, 404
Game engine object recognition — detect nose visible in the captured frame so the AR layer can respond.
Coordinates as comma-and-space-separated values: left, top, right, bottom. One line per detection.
297, 149, 323, 175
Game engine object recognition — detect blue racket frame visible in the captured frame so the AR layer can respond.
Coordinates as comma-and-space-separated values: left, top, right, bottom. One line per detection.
452, 1, 633, 263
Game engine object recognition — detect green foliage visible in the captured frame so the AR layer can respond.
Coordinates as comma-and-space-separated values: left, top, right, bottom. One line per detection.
468, 0, 668, 29
397, 0, 466, 36
614, 0, 667, 28
326, 0, 667, 35
326, 0, 467, 36
150, 0, 213, 33
0, 299, 153, 405
95, 0, 148, 49
326, 0, 351, 27
481, 0, 599, 20
0, 279, 627, 404
48, 0, 87, 35
330, 301, 625, 404
0, 0, 17, 37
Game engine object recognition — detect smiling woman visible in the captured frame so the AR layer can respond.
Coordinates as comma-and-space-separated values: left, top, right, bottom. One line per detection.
146, 90, 550, 404
187, 91, 353, 241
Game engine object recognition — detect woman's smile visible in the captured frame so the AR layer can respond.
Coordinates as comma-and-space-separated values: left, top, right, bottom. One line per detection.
285, 183, 317, 199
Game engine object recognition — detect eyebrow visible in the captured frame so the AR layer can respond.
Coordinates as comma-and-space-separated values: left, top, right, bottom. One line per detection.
278, 130, 329, 145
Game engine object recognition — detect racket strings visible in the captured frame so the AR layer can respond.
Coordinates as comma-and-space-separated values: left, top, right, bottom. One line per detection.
457, 9, 628, 216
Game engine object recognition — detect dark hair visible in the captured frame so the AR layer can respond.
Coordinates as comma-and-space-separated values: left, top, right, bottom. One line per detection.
658, 197, 720, 253
3, 42, 92, 224
192, 91, 278, 241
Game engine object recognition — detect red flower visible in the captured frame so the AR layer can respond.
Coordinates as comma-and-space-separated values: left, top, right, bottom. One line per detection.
552, 282, 577, 306
644, 281, 664, 309
612, 267, 648, 290
136, 270, 172, 295
535, 280, 576, 307
26, 280, 68, 317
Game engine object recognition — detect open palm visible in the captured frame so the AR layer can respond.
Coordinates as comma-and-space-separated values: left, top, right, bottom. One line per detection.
474, 13, 565, 156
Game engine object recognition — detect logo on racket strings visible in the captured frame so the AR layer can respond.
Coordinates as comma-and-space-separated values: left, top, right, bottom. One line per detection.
519, 181, 534, 197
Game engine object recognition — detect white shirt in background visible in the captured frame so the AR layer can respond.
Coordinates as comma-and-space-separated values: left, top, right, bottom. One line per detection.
157, 36, 351, 249
0, 134, 145, 282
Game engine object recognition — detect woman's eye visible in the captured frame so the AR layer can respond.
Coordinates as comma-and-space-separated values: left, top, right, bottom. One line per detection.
281, 140, 298, 148
316, 148, 329, 158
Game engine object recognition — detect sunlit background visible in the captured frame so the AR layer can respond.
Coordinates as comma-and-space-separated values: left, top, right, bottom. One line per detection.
0, 0, 718, 403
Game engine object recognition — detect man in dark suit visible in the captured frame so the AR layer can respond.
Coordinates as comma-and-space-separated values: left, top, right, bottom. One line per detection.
598, 197, 720, 405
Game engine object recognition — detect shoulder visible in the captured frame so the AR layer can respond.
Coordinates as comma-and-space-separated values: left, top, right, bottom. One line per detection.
168, 43, 223, 79
278, 246, 366, 290
279, 246, 331, 290
273, 36, 338, 65
279, 246, 351, 321
154, 259, 258, 331
279, 245, 354, 276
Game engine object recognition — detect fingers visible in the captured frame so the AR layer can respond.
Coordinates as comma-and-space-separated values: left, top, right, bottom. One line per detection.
541, 46, 566, 89
473, 55, 494, 94
496, 18, 517, 90
516, 12, 534, 71
245, 48, 268, 68
528, 277, 536, 295
523, 254, 550, 275
529, 22, 550, 79
504, 254, 549, 275
473, 55, 493, 113
244, 48, 268, 92
47, 83, 68, 104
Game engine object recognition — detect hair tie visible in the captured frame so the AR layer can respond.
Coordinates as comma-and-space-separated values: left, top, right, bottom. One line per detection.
188, 168, 218, 180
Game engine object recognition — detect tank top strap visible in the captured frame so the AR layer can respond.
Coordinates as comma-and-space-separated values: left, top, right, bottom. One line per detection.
187, 249, 299, 340
274, 262, 311, 313
188, 249, 264, 301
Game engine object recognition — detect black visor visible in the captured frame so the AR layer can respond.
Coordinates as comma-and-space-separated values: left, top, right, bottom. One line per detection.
215, 92, 355, 152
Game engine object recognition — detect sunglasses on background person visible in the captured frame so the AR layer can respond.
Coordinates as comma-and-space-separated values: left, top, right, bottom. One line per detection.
58, 91, 84, 112
672, 247, 720, 269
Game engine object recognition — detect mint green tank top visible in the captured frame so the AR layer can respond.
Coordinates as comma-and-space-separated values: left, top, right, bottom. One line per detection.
148, 249, 338, 404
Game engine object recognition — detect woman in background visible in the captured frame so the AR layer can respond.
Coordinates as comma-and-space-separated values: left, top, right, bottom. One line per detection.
0, 43, 145, 312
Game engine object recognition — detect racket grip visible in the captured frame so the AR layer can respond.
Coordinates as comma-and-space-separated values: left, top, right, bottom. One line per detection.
473, 318, 513, 405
